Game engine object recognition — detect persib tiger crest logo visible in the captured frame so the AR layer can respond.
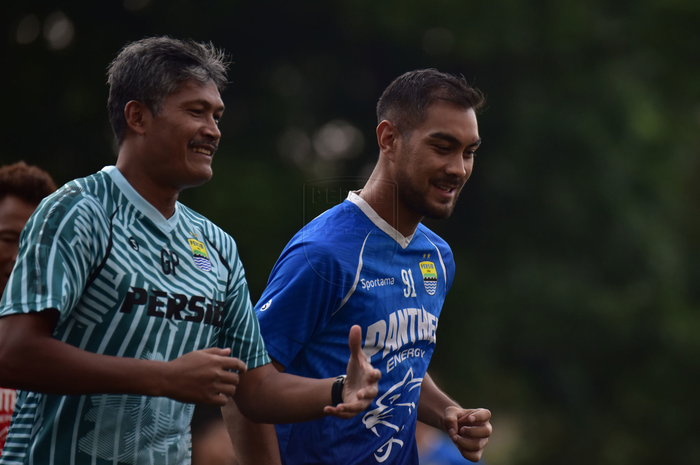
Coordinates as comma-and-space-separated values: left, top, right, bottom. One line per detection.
419, 261, 437, 295
188, 238, 212, 272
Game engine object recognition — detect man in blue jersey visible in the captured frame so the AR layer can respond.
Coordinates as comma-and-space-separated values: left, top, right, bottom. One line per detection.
0, 37, 379, 465
232, 69, 493, 464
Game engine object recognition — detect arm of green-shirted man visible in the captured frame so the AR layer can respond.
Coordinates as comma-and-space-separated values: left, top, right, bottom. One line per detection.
0, 310, 247, 404
417, 372, 492, 463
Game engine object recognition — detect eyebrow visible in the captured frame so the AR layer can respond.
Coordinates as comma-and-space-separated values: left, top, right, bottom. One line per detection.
186, 99, 225, 112
428, 132, 481, 148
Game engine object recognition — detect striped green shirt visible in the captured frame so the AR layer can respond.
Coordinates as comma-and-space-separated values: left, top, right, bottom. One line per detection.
0, 166, 270, 465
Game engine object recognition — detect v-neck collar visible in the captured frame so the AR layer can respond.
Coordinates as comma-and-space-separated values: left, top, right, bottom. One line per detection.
102, 166, 179, 233
347, 191, 414, 249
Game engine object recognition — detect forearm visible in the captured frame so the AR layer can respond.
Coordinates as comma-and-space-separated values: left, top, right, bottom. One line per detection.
0, 312, 165, 397
417, 372, 461, 431
0, 331, 166, 396
221, 401, 281, 465
234, 363, 335, 424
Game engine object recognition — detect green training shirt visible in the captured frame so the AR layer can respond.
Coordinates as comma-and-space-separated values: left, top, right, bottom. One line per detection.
0, 166, 270, 465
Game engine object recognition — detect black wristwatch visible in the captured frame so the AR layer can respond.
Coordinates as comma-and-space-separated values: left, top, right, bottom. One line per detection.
331, 374, 347, 406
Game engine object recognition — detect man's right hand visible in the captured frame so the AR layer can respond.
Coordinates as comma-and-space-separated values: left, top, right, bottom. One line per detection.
163, 348, 247, 405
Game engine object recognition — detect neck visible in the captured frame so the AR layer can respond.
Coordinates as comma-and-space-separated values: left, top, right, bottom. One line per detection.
116, 147, 179, 219
360, 165, 422, 237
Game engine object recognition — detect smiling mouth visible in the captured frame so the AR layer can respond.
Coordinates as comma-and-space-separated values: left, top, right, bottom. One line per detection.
434, 183, 460, 193
191, 147, 213, 156
189, 140, 218, 157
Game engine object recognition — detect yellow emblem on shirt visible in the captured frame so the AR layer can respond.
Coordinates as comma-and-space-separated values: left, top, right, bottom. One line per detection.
188, 238, 211, 272
419, 261, 437, 295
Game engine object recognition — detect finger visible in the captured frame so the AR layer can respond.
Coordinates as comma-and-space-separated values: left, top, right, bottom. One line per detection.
221, 357, 248, 373
347, 325, 363, 358
217, 371, 241, 387
460, 449, 484, 463
200, 347, 232, 356
458, 424, 492, 438
324, 403, 363, 419
452, 435, 489, 454
208, 393, 229, 406
337, 399, 371, 412
459, 408, 491, 425
215, 383, 238, 398
323, 405, 349, 418
368, 368, 382, 383
444, 409, 460, 438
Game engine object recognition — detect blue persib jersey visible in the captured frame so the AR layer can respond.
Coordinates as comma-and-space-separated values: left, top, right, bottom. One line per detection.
255, 192, 454, 465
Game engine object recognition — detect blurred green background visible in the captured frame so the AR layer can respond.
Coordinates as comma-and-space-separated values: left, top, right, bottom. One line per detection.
2, 1, 699, 463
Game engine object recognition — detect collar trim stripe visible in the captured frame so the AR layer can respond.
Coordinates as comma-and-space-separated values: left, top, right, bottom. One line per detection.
101, 166, 179, 233
346, 191, 413, 249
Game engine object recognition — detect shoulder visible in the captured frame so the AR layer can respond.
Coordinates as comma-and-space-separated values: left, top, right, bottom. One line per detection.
416, 223, 454, 266
417, 224, 452, 253
48, 172, 108, 208
29, 172, 113, 233
271, 202, 373, 276
295, 201, 373, 247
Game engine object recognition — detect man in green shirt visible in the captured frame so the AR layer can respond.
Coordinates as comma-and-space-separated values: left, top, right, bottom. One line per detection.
0, 37, 379, 465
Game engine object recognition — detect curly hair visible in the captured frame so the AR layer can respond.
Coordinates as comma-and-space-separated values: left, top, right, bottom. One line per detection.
0, 161, 57, 205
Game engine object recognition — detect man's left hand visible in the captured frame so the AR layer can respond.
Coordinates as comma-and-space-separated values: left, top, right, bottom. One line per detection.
323, 325, 381, 418
445, 406, 492, 462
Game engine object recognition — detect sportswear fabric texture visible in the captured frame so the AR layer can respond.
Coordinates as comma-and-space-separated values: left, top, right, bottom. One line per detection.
0, 166, 269, 465
255, 192, 455, 465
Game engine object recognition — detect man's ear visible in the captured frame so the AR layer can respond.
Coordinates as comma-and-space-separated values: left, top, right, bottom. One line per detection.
376, 120, 400, 162
124, 100, 150, 136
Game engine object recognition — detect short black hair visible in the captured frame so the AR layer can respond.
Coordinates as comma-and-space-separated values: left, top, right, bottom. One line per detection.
107, 36, 229, 144
376, 69, 485, 140
0, 161, 57, 205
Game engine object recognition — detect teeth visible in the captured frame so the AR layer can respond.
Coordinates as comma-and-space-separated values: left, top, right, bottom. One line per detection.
192, 147, 211, 155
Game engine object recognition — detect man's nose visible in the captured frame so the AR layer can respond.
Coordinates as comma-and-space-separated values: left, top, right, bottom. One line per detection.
445, 153, 468, 178
202, 115, 221, 140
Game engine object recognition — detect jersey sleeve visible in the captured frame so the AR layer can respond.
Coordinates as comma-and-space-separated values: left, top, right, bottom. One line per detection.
0, 187, 110, 325
443, 243, 456, 292
254, 237, 351, 368
217, 244, 271, 370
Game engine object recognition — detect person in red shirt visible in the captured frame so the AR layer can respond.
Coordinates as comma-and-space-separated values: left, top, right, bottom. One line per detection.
0, 161, 56, 454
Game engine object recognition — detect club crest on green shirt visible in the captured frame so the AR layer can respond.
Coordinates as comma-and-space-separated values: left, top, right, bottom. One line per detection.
188, 238, 211, 272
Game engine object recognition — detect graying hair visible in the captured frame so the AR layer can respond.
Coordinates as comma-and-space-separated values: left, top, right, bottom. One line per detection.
107, 36, 229, 144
